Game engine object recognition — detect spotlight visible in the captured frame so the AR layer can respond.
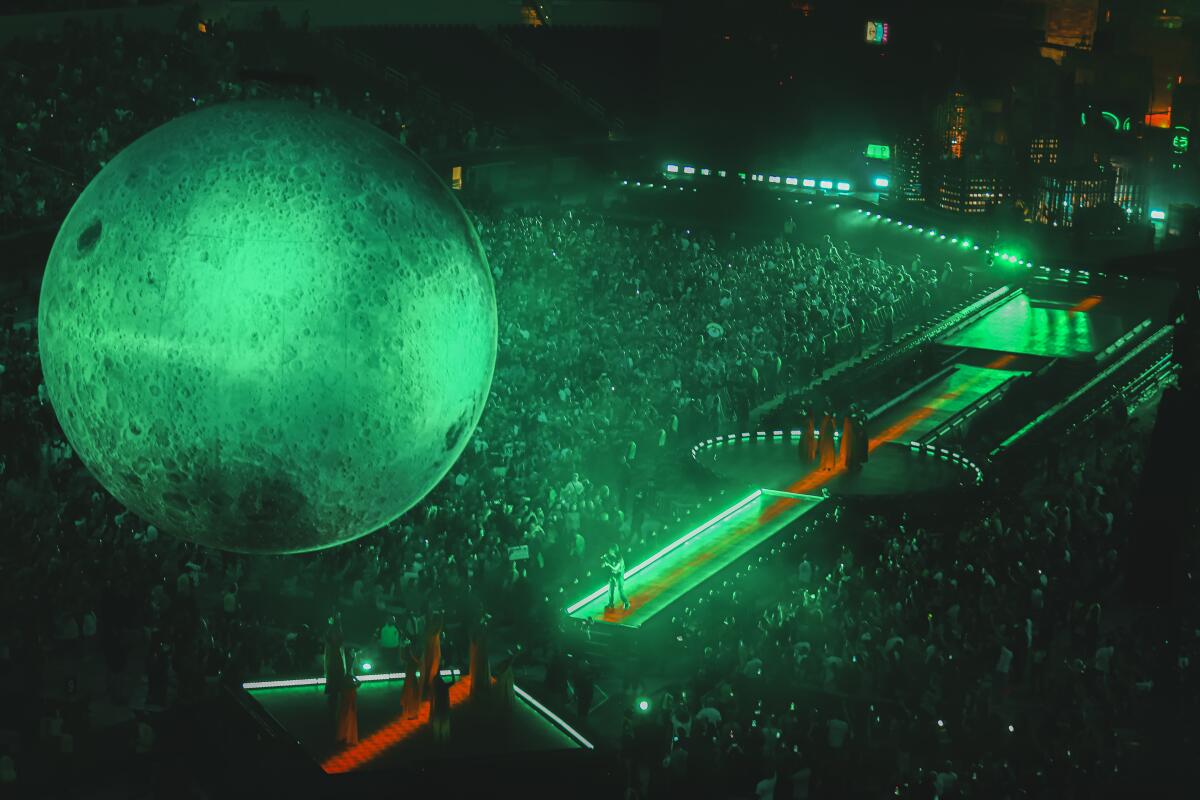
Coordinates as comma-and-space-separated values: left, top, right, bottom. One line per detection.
637, 699, 651, 712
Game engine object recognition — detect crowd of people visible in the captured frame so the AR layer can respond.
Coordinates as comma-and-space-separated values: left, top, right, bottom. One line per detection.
0, 16, 491, 233
0, 195, 960, 790
1, 10, 1183, 800
618, 406, 1194, 798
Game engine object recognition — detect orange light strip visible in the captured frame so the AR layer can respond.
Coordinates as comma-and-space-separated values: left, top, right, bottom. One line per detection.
1068, 295, 1102, 314
769, 353, 1018, 512
321, 674, 473, 774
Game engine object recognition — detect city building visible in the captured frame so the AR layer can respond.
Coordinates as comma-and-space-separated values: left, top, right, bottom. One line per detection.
1029, 135, 1060, 165
895, 134, 925, 203
1035, 165, 1114, 227
934, 91, 973, 159
932, 157, 1007, 215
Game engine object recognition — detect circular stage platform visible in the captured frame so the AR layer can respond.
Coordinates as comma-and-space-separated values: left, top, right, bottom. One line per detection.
692, 433, 981, 498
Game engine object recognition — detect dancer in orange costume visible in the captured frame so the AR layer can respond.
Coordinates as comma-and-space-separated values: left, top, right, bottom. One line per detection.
468, 612, 492, 705
420, 611, 444, 700
334, 649, 359, 746
400, 640, 422, 719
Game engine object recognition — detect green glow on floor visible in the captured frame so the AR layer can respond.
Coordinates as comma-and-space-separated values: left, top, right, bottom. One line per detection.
939, 294, 1120, 359
878, 364, 1027, 441
567, 492, 824, 627
565, 490, 763, 615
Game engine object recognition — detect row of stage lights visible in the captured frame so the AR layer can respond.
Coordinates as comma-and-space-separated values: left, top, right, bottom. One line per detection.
618, 171, 1132, 285
663, 163, 882, 192
688, 430, 983, 486
849, 208, 1097, 285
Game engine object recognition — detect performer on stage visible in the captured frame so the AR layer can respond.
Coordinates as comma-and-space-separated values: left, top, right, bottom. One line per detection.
421, 611, 444, 700
602, 544, 630, 610
323, 616, 345, 727
817, 404, 837, 471
492, 651, 517, 714
798, 402, 816, 464
400, 639, 422, 720
335, 648, 360, 746
853, 408, 869, 468
468, 611, 492, 705
840, 404, 858, 471
430, 670, 453, 744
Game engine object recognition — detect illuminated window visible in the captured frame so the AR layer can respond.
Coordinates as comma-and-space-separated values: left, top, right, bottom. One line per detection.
666, 164, 680, 173
802, 178, 816, 187
819, 180, 833, 189
785, 177, 799, 186
836, 181, 851, 191
451, 165, 462, 190
768, 175, 781, 184
683, 166, 696, 175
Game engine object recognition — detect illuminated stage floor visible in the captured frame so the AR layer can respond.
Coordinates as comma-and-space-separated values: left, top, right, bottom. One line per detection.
568, 355, 1001, 631
699, 439, 976, 497
245, 674, 588, 774
868, 360, 1028, 442
567, 491, 825, 628
939, 293, 1128, 359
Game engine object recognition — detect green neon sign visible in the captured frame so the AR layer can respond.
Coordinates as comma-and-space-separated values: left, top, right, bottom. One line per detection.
866, 143, 891, 160
1101, 111, 1120, 130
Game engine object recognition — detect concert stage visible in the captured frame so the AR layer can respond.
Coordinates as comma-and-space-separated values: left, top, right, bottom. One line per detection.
566, 489, 826, 628
242, 671, 592, 775
565, 360, 995, 632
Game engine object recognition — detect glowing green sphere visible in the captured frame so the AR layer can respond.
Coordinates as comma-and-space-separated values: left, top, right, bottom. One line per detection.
38, 102, 496, 553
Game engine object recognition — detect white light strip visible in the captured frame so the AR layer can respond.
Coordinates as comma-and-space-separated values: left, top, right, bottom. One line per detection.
566, 490, 762, 614
514, 685, 595, 749
242, 669, 461, 691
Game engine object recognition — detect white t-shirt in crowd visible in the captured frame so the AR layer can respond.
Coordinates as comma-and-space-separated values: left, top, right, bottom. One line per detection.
827, 718, 849, 748
1094, 645, 1115, 674
996, 646, 1013, 674
935, 770, 958, 797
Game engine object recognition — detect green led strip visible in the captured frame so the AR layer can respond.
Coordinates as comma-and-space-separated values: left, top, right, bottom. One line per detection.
565, 490, 763, 615
513, 685, 595, 750
852, 209, 1101, 281
992, 324, 1173, 456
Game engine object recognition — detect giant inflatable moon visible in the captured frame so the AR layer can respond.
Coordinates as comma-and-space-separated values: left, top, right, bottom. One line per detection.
38, 102, 497, 553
